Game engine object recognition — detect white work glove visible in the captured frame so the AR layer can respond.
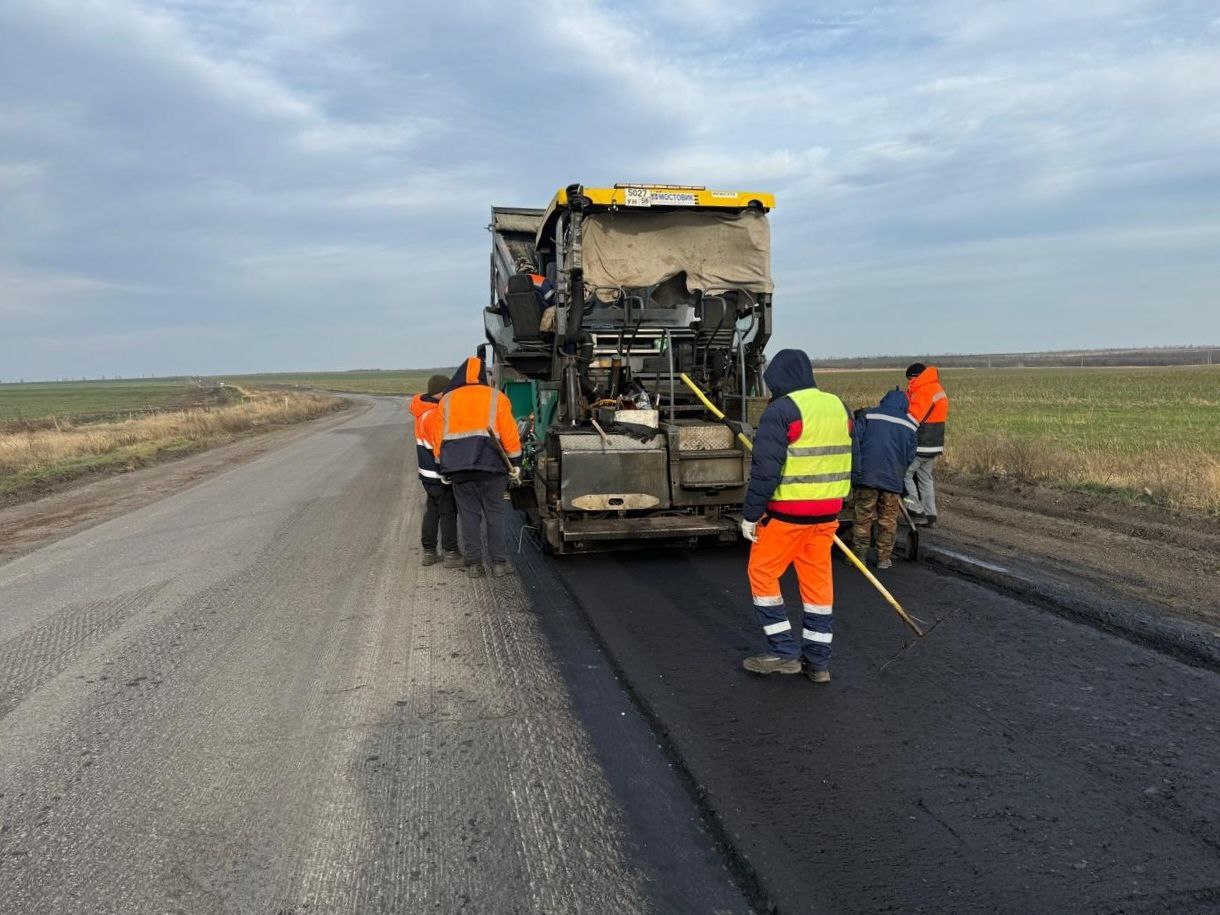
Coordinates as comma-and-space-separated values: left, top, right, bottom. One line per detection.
740, 518, 759, 543
509, 466, 523, 486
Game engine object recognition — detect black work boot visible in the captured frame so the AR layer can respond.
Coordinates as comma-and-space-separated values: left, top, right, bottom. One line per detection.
467, 564, 486, 579
805, 667, 832, 684
442, 551, 464, 569
491, 561, 513, 578
742, 654, 801, 675
421, 549, 440, 567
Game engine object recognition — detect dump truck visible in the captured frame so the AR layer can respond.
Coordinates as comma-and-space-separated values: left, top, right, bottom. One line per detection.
484, 183, 775, 554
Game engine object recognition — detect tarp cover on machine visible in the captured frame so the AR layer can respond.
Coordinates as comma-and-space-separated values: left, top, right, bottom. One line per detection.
581, 209, 772, 296
493, 209, 543, 235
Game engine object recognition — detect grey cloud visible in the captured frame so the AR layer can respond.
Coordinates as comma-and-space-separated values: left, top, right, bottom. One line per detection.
1, 0, 1217, 380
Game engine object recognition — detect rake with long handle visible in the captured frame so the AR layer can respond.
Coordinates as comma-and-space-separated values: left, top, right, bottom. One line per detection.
678, 372, 927, 639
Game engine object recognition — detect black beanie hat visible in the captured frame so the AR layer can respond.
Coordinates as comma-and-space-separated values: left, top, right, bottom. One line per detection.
905, 363, 926, 379
426, 374, 449, 396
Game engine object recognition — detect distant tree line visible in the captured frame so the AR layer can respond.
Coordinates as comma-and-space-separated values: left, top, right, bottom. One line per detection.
810, 345, 1218, 369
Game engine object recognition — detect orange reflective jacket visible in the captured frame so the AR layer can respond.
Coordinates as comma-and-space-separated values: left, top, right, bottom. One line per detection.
411, 395, 447, 485
409, 394, 437, 445
435, 357, 522, 475
906, 366, 948, 456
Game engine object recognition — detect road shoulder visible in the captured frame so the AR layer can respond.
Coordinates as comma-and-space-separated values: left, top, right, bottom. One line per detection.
935, 471, 1220, 631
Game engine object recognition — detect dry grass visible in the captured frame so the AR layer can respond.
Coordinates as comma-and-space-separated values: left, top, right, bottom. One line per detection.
947, 435, 1220, 514
0, 389, 343, 495
817, 366, 1220, 515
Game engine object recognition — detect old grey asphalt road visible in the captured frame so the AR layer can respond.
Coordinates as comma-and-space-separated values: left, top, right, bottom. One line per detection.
0, 396, 747, 914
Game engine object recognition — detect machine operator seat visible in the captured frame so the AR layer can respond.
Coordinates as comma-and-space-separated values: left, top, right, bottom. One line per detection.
505, 273, 544, 341
697, 295, 735, 348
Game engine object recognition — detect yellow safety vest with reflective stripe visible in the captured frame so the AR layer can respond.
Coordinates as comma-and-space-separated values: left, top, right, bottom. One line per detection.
771, 388, 853, 502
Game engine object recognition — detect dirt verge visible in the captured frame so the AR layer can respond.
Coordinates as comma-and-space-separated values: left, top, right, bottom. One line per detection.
933, 469, 1220, 631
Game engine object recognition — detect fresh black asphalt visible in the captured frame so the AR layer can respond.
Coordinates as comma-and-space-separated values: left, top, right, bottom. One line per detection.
519, 535, 1220, 913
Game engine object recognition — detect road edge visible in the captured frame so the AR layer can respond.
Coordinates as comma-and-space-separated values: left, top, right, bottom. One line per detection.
922, 543, 1220, 673
512, 537, 754, 913
514, 528, 780, 915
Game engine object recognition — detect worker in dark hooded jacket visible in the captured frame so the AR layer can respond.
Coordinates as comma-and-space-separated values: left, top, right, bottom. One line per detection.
740, 349, 852, 684
434, 356, 522, 578
851, 389, 917, 569
410, 374, 463, 569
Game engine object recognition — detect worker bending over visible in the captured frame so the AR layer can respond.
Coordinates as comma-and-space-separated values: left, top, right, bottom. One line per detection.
851, 389, 917, 569
903, 363, 949, 527
436, 356, 522, 579
411, 374, 463, 569
740, 349, 852, 683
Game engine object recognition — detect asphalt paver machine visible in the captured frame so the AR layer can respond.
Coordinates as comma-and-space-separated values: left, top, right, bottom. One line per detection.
485, 183, 775, 554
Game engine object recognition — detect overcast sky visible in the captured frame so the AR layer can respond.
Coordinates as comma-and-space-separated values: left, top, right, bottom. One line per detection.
2, 1, 1218, 379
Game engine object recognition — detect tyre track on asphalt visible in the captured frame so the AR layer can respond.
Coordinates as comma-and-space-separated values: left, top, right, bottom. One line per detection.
340, 487, 654, 913
0, 500, 320, 910
0, 582, 167, 720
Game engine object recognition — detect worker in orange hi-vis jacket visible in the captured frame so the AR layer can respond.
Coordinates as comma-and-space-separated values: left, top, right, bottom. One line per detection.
433, 356, 522, 579
902, 363, 949, 528
409, 374, 463, 570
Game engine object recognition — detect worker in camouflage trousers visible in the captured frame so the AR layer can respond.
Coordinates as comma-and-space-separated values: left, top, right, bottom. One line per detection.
851, 389, 917, 569
739, 349, 853, 684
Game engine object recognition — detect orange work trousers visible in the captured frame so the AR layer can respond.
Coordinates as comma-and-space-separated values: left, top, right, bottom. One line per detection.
747, 518, 837, 667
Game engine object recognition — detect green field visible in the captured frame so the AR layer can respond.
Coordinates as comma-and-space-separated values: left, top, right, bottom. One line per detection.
221, 370, 448, 396
0, 371, 445, 426
815, 365, 1220, 512
0, 378, 207, 424
3, 365, 1215, 511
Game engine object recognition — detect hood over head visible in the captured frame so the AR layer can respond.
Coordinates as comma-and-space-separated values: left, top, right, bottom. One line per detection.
446, 356, 488, 393
908, 365, 940, 388
408, 392, 434, 420
763, 349, 816, 399
875, 388, 910, 417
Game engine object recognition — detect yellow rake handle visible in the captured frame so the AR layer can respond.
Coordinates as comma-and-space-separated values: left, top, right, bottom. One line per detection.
677, 373, 925, 638
832, 538, 925, 637
678, 372, 757, 452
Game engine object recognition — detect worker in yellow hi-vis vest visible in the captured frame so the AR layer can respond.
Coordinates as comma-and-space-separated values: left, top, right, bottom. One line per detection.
739, 349, 853, 684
